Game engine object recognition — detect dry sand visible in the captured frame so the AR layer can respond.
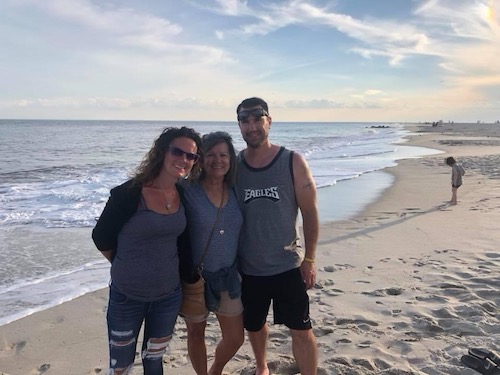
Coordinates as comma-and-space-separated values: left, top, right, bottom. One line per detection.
1, 122, 500, 375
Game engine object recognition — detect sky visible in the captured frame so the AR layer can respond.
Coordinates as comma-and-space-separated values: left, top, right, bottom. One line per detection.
0, 0, 499, 122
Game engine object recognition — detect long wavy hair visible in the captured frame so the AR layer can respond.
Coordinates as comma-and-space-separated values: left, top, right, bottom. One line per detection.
198, 131, 237, 186
131, 126, 202, 186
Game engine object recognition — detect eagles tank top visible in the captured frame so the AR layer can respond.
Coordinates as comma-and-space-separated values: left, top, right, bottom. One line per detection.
236, 146, 302, 276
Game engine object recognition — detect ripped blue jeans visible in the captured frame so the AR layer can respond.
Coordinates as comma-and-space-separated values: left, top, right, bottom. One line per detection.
106, 285, 181, 374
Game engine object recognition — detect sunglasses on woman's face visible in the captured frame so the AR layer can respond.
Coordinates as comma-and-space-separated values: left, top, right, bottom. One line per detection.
237, 108, 269, 123
168, 146, 200, 163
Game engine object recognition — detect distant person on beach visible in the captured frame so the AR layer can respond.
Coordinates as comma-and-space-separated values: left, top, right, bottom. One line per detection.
235, 97, 319, 375
445, 156, 465, 205
92, 127, 202, 375
179, 131, 244, 375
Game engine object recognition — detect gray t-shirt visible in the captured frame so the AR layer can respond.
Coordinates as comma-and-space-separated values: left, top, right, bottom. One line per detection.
111, 199, 186, 301
236, 147, 302, 276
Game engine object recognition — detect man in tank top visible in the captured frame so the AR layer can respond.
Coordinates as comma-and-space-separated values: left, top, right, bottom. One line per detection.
235, 97, 319, 375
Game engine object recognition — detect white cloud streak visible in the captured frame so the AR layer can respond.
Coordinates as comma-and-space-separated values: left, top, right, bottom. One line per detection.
1, 0, 499, 121
212, 0, 499, 102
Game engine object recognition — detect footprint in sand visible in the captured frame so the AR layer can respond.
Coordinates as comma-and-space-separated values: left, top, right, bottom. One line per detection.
352, 357, 378, 371
323, 288, 345, 297
15, 340, 26, 354
434, 248, 458, 254
267, 356, 300, 374
0, 340, 26, 357
236, 356, 301, 375
314, 327, 334, 337
336, 318, 379, 327
29, 364, 50, 375
323, 265, 336, 272
315, 278, 334, 288
336, 338, 352, 344
269, 331, 288, 341
323, 264, 354, 272
362, 287, 404, 297
357, 340, 373, 348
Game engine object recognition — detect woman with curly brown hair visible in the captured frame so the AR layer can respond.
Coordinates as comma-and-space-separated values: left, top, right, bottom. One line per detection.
92, 126, 202, 375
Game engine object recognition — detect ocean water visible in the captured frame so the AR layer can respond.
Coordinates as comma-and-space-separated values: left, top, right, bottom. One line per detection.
0, 119, 441, 326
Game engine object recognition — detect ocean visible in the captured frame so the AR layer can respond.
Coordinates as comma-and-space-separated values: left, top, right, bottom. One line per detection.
0, 119, 441, 326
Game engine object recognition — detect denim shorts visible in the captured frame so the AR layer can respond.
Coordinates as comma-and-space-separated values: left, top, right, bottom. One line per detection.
182, 290, 244, 323
106, 285, 181, 373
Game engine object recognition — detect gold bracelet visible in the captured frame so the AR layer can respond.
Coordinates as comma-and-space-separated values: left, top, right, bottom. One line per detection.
304, 257, 315, 263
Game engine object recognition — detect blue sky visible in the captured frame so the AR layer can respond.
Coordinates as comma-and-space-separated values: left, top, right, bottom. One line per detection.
1, 0, 498, 122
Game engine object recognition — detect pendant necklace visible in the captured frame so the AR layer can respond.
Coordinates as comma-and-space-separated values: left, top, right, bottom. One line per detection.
162, 189, 172, 211
218, 186, 226, 235
205, 181, 226, 235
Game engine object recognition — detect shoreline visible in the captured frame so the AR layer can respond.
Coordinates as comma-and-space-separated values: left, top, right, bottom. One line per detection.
1, 122, 500, 374
0, 124, 436, 328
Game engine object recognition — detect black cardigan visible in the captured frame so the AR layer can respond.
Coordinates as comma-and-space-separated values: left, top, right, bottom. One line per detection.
92, 179, 141, 253
91, 179, 195, 281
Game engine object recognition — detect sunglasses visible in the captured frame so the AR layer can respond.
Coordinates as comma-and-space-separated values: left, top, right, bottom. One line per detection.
237, 108, 269, 123
168, 146, 200, 163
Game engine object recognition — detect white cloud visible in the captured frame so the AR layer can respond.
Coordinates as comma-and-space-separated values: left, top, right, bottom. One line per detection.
365, 90, 382, 96
1, 0, 499, 121
214, 0, 249, 15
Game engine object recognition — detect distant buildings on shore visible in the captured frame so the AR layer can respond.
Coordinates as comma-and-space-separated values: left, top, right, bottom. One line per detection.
421, 120, 445, 127
420, 120, 500, 126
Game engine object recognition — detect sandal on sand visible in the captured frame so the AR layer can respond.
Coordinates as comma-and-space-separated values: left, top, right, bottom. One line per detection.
470, 348, 500, 367
461, 354, 500, 374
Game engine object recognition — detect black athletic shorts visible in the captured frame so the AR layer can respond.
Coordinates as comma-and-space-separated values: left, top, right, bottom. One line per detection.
241, 268, 312, 331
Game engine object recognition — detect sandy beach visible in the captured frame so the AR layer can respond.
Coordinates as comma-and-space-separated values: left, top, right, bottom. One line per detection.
1, 122, 500, 375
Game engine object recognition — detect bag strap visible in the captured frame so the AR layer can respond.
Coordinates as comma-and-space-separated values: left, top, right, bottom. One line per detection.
196, 185, 225, 274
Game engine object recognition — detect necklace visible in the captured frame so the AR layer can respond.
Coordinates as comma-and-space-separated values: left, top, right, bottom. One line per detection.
218, 187, 226, 235
149, 179, 176, 211
203, 181, 226, 234
161, 188, 174, 211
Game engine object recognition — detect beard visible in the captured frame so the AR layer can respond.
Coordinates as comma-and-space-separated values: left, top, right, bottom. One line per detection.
246, 139, 263, 148
243, 131, 265, 148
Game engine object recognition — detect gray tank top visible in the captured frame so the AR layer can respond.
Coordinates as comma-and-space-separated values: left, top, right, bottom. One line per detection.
236, 147, 302, 276
111, 197, 185, 301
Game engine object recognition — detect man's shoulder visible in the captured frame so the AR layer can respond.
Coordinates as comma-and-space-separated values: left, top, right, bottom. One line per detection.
280, 146, 305, 161
236, 148, 246, 161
